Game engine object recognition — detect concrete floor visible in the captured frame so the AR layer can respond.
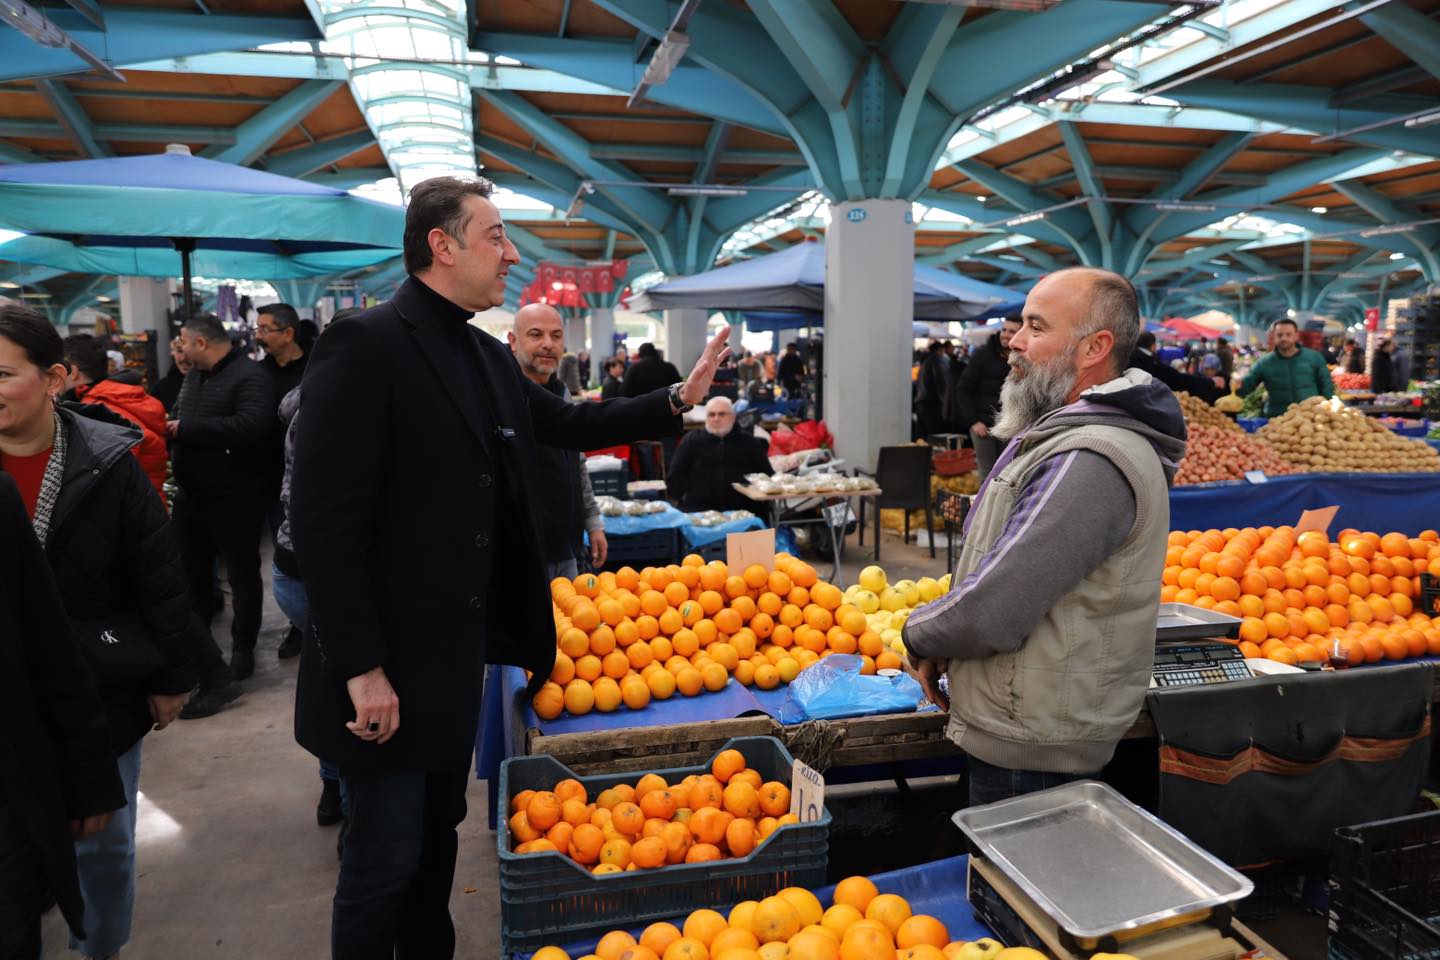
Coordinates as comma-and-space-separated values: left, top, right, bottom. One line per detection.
41, 524, 945, 960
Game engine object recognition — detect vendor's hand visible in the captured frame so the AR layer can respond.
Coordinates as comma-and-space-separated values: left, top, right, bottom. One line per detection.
346, 666, 400, 744
147, 692, 188, 731
70, 811, 114, 840
904, 655, 949, 712
971, 422, 988, 438
678, 326, 733, 407
165, 419, 180, 438
590, 529, 608, 569
1212, 376, 1226, 389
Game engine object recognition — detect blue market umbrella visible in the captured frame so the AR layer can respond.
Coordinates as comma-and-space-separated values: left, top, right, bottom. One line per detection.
629, 239, 1023, 322
0, 147, 403, 316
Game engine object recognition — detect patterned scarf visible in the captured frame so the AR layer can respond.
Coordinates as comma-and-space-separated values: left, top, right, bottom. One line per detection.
30, 407, 67, 547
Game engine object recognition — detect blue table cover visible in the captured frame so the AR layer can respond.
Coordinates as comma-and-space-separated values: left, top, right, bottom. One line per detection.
680, 514, 766, 548
521, 854, 993, 959
1169, 471, 1440, 534
600, 502, 689, 535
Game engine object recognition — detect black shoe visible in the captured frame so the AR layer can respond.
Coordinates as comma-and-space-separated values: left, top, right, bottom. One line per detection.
179, 682, 242, 719
317, 779, 343, 826
278, 626, 303, 660
230, 648, 255, 681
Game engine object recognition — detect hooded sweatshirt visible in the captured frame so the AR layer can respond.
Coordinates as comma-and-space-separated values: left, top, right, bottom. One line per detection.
904, 368, 1187, 774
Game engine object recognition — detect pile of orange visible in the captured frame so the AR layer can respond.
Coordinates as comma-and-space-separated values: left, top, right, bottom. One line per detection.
509, 749, 799, 871
1161, 525, 1440, 665
533, 553, 886, 719
529, 873, 1008, 960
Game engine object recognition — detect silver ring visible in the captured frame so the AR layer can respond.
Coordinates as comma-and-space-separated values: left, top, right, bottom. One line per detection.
367, 721, 380, 732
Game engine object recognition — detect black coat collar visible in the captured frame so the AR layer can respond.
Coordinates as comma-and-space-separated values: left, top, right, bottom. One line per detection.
392, 276, 496, 455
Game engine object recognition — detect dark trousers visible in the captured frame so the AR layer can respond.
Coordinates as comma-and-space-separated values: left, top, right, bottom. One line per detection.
0, 801, 43, 960
174, 489, 265, 667
966, 756, 1095, 807
332, 768, 469, 960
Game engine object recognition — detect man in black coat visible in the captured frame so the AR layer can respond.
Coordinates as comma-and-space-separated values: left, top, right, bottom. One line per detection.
507, 302, 607, 580
621, 340, 683, 397
1130, 331, 1226, 403
667, 396, 773, 513
0, 474, 123, 957
168, 313, 276, 690
953, 316, 1020, 482
289, 175, 729, 960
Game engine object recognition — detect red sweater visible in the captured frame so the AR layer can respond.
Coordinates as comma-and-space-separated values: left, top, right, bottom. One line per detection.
0, 447, 52, 517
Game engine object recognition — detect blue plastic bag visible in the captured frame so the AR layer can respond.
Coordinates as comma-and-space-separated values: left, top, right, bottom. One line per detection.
778, 654, 924, 723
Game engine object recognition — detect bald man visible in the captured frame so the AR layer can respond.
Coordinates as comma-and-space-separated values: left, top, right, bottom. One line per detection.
901, 267, 1186, 805
507, 303, 606, 576
665, 396, 773, 513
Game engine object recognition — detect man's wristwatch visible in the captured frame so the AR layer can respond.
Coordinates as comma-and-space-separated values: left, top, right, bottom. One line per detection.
668, 382, 694, 414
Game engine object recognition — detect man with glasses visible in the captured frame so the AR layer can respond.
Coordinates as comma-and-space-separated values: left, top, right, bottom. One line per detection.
256, 303, 308, 659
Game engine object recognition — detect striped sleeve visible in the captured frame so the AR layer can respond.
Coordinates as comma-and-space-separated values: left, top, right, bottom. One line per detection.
903, 450, 1136, 662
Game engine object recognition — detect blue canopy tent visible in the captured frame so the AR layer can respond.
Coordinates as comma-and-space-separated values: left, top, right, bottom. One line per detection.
741, 310, 956, 338
0, 148, 404, 315
628, 239, 1023, 322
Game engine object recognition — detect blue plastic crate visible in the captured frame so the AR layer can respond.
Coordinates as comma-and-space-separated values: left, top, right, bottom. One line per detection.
601, 527, 679, 569
497, 736, 830, 957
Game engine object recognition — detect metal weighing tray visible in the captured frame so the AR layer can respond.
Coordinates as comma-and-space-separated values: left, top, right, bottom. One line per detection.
952, 780, 1253, 939
1156, 602, 1241, 642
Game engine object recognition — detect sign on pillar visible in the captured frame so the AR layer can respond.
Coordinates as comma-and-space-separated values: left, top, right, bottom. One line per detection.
823, 199, 915, 472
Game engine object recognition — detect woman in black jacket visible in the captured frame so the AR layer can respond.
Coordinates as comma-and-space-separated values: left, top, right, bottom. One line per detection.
0, 474, 123, 960
0, 302, 195, 959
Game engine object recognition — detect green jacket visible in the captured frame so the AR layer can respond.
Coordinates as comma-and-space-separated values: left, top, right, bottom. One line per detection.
1239, 347, 1335, 416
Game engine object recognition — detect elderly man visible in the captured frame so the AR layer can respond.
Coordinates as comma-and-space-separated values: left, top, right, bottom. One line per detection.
666, 396, 773, 513
290, 174, 728, 959
507, 302, 607, 579
902, 267, 1186, 806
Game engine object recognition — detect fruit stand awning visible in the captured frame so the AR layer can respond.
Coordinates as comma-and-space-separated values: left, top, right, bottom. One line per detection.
629, 239, 1023, 322
0, 150, 403, 282
1162, 317, 1222, 340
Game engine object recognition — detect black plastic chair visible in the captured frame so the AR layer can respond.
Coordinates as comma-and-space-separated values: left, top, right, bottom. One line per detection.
857, 445, 934, 560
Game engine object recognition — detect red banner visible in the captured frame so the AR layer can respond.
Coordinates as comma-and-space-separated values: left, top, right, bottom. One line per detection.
520, 259, 629, 308
1365, 307, 1380, 331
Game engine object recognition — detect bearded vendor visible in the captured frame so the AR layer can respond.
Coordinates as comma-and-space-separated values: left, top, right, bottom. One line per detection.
901, 267, 1187, 806
666, 396, 772, 513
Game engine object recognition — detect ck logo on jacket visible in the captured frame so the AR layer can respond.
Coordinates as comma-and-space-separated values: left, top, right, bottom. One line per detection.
100, 629, 119, 645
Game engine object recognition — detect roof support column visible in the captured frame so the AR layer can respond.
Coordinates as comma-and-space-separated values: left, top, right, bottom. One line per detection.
824, 198, 914, 471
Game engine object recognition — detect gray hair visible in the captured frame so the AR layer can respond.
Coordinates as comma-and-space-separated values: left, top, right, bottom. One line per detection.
1055, 267, 1140, 376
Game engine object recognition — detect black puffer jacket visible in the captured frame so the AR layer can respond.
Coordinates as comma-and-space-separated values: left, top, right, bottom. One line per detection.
0, 474, 123, 942
951, 333, 1010, 429
172, 346, 276, 496
44, 404, 195, 754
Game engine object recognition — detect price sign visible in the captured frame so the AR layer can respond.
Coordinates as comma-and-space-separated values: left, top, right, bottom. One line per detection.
789, 759, 826, 823
1244, 470, 1268, 484
1295, 505, 1339, 537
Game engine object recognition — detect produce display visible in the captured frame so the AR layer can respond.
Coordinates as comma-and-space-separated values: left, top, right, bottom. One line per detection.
1334, 372, 1371, 391
1161, 524, 1440, 665
535, 555, 897, 719
1257, 397, 1440, 473
524, 873, 1071, 960
842, 565, 950, 661
743, 472, 879, 496
1172, 393, 1296, 485
507, 749, 797, 869
1173, 425, 1297, 486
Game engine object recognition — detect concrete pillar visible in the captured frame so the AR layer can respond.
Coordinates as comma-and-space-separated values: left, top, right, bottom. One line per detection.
823, 199, 914, 471
664, 307, 709, 372
118, 276, 175, 374
589, 307, 616, 360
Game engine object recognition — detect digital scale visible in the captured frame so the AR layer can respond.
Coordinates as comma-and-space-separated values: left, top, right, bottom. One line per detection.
1151, 603, 1253, 688
954, 782, 1278, 960
1152, 642, 1254, 687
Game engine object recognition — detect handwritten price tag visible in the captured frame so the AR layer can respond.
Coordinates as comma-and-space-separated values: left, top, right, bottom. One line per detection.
789, 759, 826, 823
1244, 470, 1268, 484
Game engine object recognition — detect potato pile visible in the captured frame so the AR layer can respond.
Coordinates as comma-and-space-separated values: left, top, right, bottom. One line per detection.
1258, 396, 1440, 473
1176, 392, 1243, 432
1174, 425, 1298, 485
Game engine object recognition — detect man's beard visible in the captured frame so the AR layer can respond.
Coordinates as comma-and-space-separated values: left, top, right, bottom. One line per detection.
992, 345, 1078, 441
